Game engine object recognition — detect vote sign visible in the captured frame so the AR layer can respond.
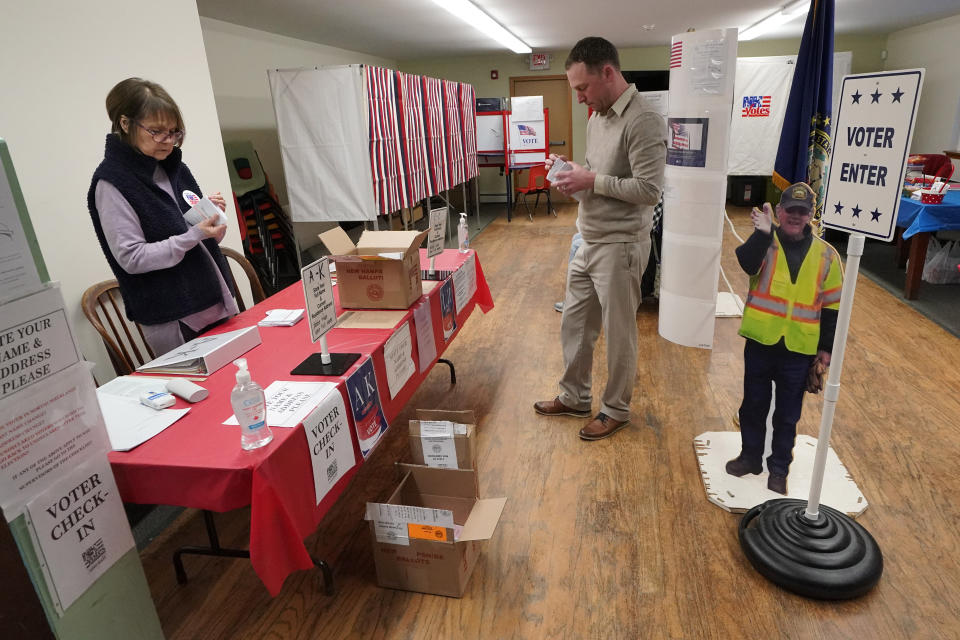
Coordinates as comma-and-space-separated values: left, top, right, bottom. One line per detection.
301, 257, 337, 343
823, 69, 924, 241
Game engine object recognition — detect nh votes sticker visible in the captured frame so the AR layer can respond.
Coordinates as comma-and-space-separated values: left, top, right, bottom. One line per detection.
182, 190, 201, 207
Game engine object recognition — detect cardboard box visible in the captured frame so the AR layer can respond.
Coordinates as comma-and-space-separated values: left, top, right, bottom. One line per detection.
318, 227, 428, 309
409, 409, 477, 470
366, 465, 506, 597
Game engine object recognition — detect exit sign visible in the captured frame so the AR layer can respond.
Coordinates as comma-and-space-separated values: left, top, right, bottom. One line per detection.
530, 54, 549, 70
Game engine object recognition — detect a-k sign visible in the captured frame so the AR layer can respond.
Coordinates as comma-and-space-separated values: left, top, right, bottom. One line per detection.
823, 69, 924, 241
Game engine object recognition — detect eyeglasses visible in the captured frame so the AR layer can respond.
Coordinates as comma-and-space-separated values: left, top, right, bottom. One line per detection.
131, 119, 183, 144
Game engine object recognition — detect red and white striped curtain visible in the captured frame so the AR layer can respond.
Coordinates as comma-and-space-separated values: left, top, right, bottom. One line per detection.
397, 72, 430, 207
365, 66, 404, 216
422, 75, 450, 195
443, 80, 467, 188
459, 83, 479, 180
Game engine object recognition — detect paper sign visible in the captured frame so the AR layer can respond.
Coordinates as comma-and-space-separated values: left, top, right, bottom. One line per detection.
346, 357, 388, 458
0, 284, 82, 400
301, 257, 337, 342
222, 380, 336, 428
427, 207, 447, 259
452, 255, 477, 315
823, 69, 925, 241
0, 141, 44, 304
383, 322, 415, 399
439, 279, 457, 341
25, 457, 134, 614
302, 388, 356, 505
0, 361, 111, 519
412, 301, 436, 373
419, 420, 457, 468
510, 95, 544, 122
365, 502, 455, 545
408, 523, 449, 542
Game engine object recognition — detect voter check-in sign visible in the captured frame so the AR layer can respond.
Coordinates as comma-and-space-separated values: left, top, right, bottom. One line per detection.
301, 257, 337, 343
823, 69, 924, 241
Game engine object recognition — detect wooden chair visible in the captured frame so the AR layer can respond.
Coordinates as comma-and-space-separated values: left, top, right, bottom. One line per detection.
81, 280, 154, 376
221, 246, 266, 311
82, 248, 266, 376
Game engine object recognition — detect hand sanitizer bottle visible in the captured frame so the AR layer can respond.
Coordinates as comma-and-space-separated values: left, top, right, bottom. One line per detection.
231, 358, 272, 450
457, 212, 469, 253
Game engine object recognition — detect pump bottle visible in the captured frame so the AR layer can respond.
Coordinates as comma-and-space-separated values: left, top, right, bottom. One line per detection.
231, 358, 272, 450
457, 212, 469, 253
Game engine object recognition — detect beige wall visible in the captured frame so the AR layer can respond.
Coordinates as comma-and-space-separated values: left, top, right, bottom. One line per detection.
885, 13, 960, 175
0, 1, 238, 384
400, 33, 888, 198
200, 18, 396, 208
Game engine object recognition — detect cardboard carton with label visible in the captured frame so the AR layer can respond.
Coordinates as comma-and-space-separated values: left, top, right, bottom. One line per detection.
408, 409, 477, 471
318, 227, 428, 309
365, 464, 506, 597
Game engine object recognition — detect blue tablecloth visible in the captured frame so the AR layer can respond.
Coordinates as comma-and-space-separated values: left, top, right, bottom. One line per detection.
898, 189, 960, 238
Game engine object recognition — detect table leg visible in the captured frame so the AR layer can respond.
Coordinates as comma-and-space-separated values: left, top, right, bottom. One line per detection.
904, 231, 930, 300
895, 227, 909, 268
172, 510, 335, 595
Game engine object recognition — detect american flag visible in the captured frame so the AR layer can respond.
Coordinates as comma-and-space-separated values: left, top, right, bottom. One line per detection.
517, 123, 537, 136
671, 126, 689, 149
670, 41, 682, 69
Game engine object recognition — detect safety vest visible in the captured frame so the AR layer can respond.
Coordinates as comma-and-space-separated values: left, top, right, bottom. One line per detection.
739, 233, 843, 355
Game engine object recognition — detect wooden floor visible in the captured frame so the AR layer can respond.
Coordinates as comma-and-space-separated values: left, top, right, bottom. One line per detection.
142, 204, 960, 639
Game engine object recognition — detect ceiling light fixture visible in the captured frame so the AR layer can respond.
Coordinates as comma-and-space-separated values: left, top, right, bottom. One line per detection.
431, 0, 532, 54
740, 0, 809, 41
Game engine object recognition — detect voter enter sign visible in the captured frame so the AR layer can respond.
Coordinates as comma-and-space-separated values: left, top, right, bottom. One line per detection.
823, 69, 924, 241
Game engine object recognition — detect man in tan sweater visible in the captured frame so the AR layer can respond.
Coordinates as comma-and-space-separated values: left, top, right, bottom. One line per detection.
535, 37, 667, 440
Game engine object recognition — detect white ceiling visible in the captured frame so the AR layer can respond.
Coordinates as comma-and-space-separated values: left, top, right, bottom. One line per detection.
196, 0, 960, 60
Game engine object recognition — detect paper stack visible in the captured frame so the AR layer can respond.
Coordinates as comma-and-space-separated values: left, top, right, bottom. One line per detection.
258, 308, 305, 327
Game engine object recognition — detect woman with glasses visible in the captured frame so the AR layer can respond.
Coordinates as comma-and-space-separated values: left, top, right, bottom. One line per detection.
87, 77, 238, 355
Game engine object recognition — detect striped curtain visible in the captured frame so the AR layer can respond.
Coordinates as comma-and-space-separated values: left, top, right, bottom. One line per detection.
422, 75, 450, 195
459, 83, 479, 179
365, 66, 404, 216
443, 80, 467, 187
397, 72, 430, 207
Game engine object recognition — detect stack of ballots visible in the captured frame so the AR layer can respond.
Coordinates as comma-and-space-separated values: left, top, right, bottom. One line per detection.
258, 308, 304, 327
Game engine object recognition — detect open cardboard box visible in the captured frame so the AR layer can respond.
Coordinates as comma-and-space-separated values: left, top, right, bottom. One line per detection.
318, 226, 428, 309
366, 464, 506, 597
409, 409, 477, 470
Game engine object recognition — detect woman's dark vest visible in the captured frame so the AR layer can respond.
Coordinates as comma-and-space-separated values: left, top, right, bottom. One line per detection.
87, 134, 233, 325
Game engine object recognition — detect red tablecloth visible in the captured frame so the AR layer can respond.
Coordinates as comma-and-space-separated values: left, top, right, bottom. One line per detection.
108, 249, 493, 595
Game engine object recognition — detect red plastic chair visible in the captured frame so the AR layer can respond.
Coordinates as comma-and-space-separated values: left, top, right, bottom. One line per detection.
916, 154, 955, 181
514, 165, 555, 221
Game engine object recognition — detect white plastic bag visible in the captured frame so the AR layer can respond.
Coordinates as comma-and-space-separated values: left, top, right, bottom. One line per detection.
920, 237, 942, 283
923, 239, 960, 285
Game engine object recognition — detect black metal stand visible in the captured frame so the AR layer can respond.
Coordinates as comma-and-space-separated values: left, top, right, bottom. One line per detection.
291, 352, 361, 377
739, 499, 882, 600
173, 510, 334, 596
437, 358, 456, 384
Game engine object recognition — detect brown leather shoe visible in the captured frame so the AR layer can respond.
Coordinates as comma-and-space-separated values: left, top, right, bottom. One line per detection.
533, 396, 591, 418
578, 412, 630, 440
768, 473, 788, 495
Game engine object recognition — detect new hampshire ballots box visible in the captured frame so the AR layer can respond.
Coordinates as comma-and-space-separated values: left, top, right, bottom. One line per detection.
318, 227, 427, 309
365, 464, 506, 597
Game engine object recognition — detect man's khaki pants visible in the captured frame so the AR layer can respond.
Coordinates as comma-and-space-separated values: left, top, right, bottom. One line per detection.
557, 239, 648, 422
